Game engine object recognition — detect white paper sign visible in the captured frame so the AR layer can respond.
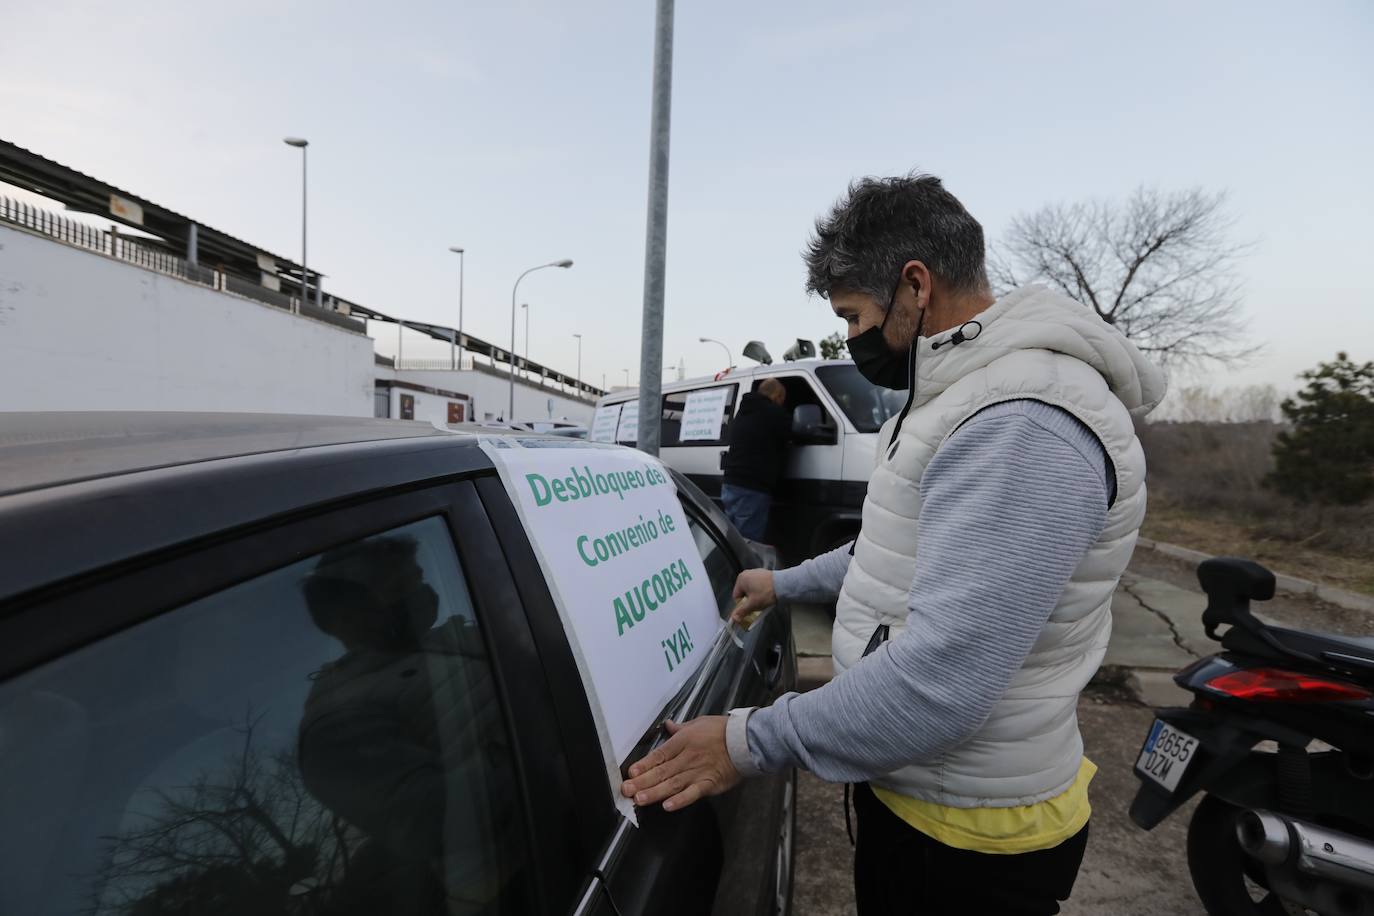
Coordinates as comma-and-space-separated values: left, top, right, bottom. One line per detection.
616, 401, 640, 443
680, 387, 733, 442
590, 403, 622, 443
480, 442, 723, 819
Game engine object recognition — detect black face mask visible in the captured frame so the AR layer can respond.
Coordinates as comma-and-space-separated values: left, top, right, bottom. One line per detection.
847, 281, 923, 390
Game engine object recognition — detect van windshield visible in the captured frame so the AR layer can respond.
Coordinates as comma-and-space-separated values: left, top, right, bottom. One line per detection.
816, 364, 906, 433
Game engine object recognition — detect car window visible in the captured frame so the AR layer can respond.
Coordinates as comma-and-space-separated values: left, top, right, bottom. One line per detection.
686, 512, 741, 617
815, 363, 906, 432
0, 516, 531, 916
661, 384, 738, 447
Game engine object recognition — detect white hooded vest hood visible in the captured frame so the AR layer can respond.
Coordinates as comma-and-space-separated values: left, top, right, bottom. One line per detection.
833, 283, 1166, 807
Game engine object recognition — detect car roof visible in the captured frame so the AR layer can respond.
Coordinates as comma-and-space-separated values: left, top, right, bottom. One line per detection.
0, 412, 533, 605
0, 411, 461, 498
596, 359, 852, 405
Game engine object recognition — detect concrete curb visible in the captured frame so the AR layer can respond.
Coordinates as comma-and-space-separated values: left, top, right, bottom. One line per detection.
1136, 537, 1374, 614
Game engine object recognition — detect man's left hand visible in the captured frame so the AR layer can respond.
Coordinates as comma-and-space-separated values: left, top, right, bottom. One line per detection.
621, 716, 740, 812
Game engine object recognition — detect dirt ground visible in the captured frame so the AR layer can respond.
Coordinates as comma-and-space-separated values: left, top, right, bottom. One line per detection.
1130, 548, 1374, 637
791, 688, 1206, 916
1142, 505, 1374, 597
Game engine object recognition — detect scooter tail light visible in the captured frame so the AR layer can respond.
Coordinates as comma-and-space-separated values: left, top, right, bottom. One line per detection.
1205, 667, 1372, 703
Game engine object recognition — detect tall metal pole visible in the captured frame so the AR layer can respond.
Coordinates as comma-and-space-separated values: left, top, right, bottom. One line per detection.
300, 145, 308, 310
699, 336, 732, 367
284, 138, 310, 312
573, 333, 583, 397
523, 303, 530, 360
458, 249, 465, 367
636, 0, 674, 456
449, 246, 465, 369
510, 260, 573, 420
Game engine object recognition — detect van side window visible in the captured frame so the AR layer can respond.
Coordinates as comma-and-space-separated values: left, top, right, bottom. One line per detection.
661, 385, 738, 447
0, 516, 531, 916
752, 376, 832, 427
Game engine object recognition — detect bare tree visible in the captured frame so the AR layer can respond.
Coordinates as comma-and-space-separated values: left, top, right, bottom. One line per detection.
1154, 384, 1281, 423
85, 718, 358, 916
990, 187, 1258, 368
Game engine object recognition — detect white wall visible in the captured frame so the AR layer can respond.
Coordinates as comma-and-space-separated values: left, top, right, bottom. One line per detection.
0, 224, 374, 415
386, 386, 470, 426
380, 365, 595, 424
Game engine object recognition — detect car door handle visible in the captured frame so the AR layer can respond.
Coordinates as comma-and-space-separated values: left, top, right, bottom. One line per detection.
765, 642, 784, 688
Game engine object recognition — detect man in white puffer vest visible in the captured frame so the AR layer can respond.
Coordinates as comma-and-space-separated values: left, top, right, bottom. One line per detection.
622, 173, 1166, 915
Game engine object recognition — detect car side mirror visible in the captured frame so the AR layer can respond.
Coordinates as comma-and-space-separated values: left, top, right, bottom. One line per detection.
791, 404, 837, 445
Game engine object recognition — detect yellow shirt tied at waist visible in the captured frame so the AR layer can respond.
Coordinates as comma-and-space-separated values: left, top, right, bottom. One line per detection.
872, 757, 1096, 854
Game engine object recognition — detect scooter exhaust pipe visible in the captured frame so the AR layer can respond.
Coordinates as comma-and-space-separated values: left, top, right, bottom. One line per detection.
1237, 809, 1374, 893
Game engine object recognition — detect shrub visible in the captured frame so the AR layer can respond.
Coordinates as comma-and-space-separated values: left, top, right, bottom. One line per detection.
1265, 352, 1374, 508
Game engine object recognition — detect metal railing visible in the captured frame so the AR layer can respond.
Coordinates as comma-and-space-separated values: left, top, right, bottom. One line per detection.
392, 356, 598, 402
0, 195, 216, 285
0, 194, 363, 333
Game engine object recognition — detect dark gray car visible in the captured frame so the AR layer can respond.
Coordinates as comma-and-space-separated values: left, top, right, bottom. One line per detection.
0, 413, 796, 916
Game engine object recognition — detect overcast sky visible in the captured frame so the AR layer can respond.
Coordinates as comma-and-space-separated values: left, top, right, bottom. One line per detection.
2, 0, 1370, 395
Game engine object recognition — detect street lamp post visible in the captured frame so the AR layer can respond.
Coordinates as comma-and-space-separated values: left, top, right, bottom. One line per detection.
283, 137, 309, 311
572, 333, 583, 397
521, 302, 531, 359
699, 336, 731, 368
448, 246, 465, 369
510, 259, 573, 419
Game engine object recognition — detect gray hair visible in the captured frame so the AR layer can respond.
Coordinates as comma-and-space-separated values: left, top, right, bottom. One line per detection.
804, 172, 989, 301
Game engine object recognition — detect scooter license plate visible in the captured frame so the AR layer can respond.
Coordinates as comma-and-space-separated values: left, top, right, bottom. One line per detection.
1135, 719, 1198, 794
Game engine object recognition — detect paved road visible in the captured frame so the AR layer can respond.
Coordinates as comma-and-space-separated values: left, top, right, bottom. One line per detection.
785, 549, 1362, 915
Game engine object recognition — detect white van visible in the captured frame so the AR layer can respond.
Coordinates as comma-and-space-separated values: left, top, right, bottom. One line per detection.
592, 359, 904, 562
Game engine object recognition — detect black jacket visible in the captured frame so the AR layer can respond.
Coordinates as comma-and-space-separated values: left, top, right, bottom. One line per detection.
722, 393, 791, 494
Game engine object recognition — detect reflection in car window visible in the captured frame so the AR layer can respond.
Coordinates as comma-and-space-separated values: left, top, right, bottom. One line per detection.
816, 363, 906, 432
0, 516, 530, 916
687, 513, 739, 618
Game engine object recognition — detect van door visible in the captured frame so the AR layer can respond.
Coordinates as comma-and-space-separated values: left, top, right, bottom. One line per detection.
741, 373, 852, 559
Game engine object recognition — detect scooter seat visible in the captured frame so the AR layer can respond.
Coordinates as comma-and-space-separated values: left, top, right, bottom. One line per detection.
1266, 625, 1374, 679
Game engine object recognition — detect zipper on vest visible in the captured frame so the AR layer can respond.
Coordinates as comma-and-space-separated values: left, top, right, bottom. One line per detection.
886, 342, 919, 453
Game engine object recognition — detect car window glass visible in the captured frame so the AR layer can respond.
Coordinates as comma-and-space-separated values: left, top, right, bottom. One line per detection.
685, 512, 740, 618
815, 363, 905, 432
0, 516, 531, 916
661, 385, 737, 447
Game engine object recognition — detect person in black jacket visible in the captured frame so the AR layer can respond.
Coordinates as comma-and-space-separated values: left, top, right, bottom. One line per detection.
720, 377, 791, 541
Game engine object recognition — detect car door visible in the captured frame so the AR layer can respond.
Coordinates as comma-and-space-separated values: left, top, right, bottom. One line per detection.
0, 478, 587, 916
678, 488, 798, 916
477, 469, 795, 916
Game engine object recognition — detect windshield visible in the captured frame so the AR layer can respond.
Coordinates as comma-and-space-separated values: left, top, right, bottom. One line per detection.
816, 364, 906, 433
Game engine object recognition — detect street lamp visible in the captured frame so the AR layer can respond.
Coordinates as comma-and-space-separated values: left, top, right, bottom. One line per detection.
448, 246, 465, 369
283, 137, 309, 311
510, 259, 573, 418
572, 333, 583, 397
521, 302, 531, 359
699, 336, 732, 368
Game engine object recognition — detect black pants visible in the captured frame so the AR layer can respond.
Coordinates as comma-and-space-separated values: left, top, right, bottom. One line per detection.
853, 782, 1089, 916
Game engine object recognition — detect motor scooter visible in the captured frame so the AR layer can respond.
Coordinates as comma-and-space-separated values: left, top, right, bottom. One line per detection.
1129, 557, 1374, 915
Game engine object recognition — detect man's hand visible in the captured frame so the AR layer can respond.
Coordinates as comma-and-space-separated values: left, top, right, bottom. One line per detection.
621, 716, 741, 812
730, 568, 775, 625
